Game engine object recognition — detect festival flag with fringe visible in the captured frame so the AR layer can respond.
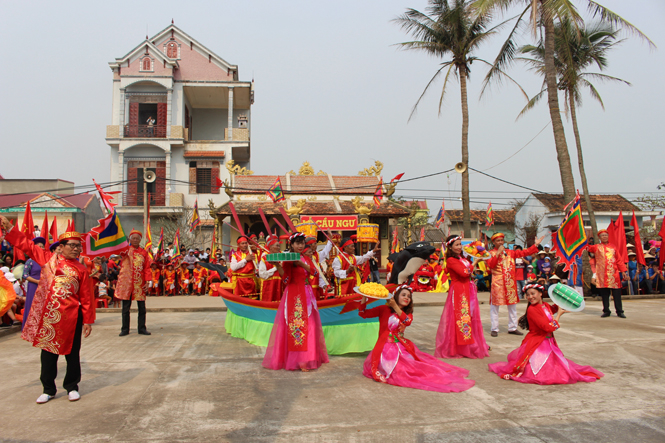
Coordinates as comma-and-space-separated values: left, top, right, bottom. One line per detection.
419, 226, 425, 242
391, 226, 399, 253
434, 201, 445, 228
551, 193, 587, 272
93, 179, 120, 213
373, 178, 383, 207
485, 202, 494, 227
189, 200, 201, 232
266, 178, 285, 203
172, 228, 182, 259
156, 227, 164, 257
83, 210, 130, 258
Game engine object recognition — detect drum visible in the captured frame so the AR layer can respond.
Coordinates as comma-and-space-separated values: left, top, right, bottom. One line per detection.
357, 223, 379, 243
296, 221, 318, 238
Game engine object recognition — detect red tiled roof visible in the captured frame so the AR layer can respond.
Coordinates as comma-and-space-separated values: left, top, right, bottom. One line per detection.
234, 175, 380, 195
0, 193, 95, 211
532, 194, 640, 212
215, 200, 409, 217
183, 151, 225, 158
446, 209, 516, 224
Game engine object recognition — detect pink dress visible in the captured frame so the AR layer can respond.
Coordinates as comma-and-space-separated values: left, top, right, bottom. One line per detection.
488, 303, 604, 384
262, 257, 329, 371
435, 256, 489, 359
359, 304, 474, 393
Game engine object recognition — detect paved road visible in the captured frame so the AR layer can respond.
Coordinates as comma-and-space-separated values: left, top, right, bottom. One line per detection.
1, 298, 664, 442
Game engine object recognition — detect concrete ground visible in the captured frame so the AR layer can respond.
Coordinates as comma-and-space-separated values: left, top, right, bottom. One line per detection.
1, 296, 664, 442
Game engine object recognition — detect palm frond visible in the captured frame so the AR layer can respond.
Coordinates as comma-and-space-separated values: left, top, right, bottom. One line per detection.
586, 1, 656, 48
438, 63, 456, 116
408, 63, 453, 122
516, 87, 546, 120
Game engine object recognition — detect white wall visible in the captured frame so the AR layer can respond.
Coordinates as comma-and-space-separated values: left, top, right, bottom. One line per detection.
192, 109, 226, 140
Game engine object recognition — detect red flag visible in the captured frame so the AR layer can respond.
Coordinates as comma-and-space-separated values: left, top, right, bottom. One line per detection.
607, 211, 627, 264
40, 211, 50, 249
66, 219, 71, 232
50, 216, 58, 244
390, 173, 404, 183
658, 218, 665, 271
630, 211, 646, 266
93, 179, 120, 213
373, 178, 383, 207
419, 227, 425, 241
21, 201, 34, 239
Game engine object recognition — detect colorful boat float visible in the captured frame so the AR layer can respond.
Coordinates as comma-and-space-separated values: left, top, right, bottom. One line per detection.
219, 288, 383, 355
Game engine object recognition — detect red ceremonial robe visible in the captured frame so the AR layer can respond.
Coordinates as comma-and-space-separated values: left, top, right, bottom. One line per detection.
487, 245, 538, 305
587, 243, 626, 289
335, 253, 360, 296
260, 256, 283, 302
116, 246, 152, 301
5, 227, 94, 355
231, 250, 257, 297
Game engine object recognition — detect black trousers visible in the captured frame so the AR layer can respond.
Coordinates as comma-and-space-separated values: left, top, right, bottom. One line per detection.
40, 309, 83, 395
598, 288, 623, 315
121, 300, 147, 333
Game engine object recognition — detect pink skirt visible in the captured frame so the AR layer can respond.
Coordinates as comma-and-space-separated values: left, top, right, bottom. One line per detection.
362, 342, 474, 393
488, 338, 604, 384
262, 284, 329, 371
435, 284, 489, 359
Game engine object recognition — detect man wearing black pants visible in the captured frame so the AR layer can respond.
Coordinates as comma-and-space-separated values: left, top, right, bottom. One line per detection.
41, 310, 83, 398
116, 229, 152, 336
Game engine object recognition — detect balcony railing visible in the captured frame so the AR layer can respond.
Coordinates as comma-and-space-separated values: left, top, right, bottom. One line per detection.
123, 193, 166, 207
123, 124, 167, 138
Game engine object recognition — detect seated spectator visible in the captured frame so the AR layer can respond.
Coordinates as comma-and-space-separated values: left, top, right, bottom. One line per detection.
646, 261, 662, 294
1, 272, 22, 327
473, 269, 488, 292
96, 275, 112, 306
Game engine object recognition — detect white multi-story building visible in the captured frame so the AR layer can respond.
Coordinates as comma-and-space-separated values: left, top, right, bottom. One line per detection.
105, 22, 253, 230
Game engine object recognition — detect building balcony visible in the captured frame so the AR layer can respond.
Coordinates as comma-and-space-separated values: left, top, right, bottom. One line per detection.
123, 124, 167, 138
116, 193, 184, 215
123, 192, 166, 207
224, 128, 249, 141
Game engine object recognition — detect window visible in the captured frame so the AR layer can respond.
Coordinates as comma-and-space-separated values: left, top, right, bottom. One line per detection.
140, 56, 153, 72
166, 41, 178, 58
196, 168, 212, 194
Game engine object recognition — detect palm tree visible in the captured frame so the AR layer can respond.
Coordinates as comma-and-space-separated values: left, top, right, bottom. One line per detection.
474, 0, 654, 203
517, 18, 629, 241
395, 0, 525, 238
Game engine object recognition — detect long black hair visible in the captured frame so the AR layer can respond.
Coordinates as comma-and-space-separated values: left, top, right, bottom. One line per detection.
392, 286, 414, 315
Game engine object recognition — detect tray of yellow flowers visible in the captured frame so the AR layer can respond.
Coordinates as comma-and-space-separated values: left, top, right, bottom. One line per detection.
354, 283, 392, 300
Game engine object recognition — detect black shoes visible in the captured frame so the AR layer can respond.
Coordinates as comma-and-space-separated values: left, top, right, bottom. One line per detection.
617, 313, 626, 318
508, 330, 523, 336
490, 331, 498, 337
138, 330, 152, 335
119, 331, 129, 336
600, 312, 611, 318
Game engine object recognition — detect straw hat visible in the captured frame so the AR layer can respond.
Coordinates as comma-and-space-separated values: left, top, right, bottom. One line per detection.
548, 275, 561, 281
645, 253, 655, 260
628, 251, 636, 257
626, 243, 635, 248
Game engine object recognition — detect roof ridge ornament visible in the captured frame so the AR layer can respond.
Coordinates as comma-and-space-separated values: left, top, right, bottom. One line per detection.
358, 160, 383, 177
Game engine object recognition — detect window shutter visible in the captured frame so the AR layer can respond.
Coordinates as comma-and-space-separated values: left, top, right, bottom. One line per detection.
127, 167, 139, 205
189, 165, 197, 194
211, 163, 220, 194
157, 103, 167, 137
128, 103, 139, 137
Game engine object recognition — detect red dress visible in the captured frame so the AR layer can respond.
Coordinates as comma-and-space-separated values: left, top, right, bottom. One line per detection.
435, 256, 489, 359
488, 303, 604, 384
116, 246, 152, 301
5, 228, 94, 355
359, 304, 474, 393
262, 256, 329, 371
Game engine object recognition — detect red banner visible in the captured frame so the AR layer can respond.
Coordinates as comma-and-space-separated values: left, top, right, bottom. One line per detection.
300, 215, 358, 230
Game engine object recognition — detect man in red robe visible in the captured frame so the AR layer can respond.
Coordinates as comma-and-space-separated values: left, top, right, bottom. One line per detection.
332, 237, 379, 296
0, 216, 94, 404
230, 235, 257, 298
588, 229, 628, 318
487, 232, 542, 337
258, 235, 283, 302
116, 229, 152, 336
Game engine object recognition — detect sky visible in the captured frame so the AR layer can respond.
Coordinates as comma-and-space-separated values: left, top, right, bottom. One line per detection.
1, 0, 663, 215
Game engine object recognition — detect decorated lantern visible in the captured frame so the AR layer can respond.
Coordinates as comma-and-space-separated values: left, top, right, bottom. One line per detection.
357, 223, 379, 243
296, 221, 318, 238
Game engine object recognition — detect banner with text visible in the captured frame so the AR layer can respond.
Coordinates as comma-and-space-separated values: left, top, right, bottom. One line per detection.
300, 215, 358, 230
